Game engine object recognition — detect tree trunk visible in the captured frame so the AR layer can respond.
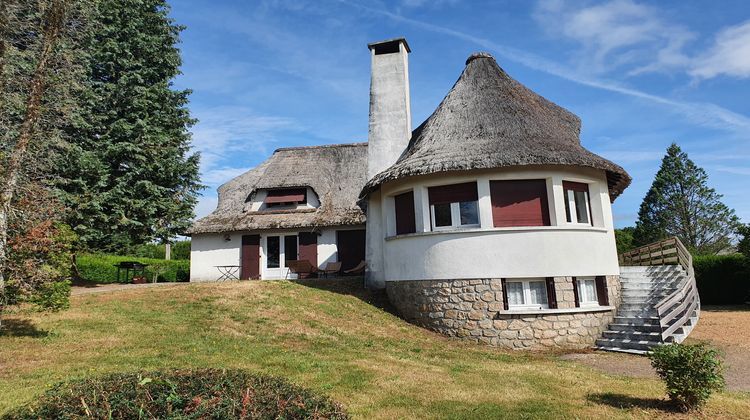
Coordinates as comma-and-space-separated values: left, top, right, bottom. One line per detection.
0, 0, 70, 323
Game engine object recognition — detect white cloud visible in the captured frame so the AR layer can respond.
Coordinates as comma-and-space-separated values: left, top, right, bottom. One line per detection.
533, 0, 693, 75
690, 20, 750, 79
194, 195, 219, 219
338, 0, 750, 135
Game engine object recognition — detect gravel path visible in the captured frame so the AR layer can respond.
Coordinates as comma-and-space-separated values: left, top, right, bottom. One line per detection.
71, 281, 195, 296
560, 305, 750, 392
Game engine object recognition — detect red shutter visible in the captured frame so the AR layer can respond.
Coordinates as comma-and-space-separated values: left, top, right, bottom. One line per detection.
428, 182, 478, 205
298, 232, 318, 278
596, 276, 609, 306
562, 181, 588, 192
394, 191, 416, 235
240, 235, 260, 280
545, 277, 557, 309
501, 279, 509, 310
264, 188, 306, 204
490, 180, 550, 227
572, 277, 580, 308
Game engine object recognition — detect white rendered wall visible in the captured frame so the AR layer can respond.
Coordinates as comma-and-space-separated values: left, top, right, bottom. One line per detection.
190, 225, 365, 281
375, 166, 620, 282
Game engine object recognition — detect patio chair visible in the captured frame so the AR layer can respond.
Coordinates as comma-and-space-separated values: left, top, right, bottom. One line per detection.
286, 260, 318, 279
321, 262, 342, 278
343, 260, 366, 275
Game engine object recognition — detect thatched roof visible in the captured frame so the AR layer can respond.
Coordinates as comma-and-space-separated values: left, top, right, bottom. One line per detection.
361, 52, 631, 201
188, 143, 367, 235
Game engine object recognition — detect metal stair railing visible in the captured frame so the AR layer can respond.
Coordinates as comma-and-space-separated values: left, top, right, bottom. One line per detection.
619, 237, 700, 343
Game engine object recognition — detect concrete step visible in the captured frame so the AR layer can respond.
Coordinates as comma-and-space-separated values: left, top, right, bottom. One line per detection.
608, 323, 662, 333
602, 330, 663, 341
613, 315, 660, 325
595, 337, 662, 352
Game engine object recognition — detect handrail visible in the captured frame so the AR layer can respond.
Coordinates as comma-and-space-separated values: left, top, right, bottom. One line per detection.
619, 236, 700, 343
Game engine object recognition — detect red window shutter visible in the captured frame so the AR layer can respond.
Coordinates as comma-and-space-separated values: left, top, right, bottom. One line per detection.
572, 277, 580, 308
428, 182, 478, 205
501, 279, 509, 310
264, 188, 307, 204
490, 180, 550, 227
545, 277, 557, 309
562, 181, 588, 193
595, 276, 609, 306
298, 232, 318, 265
394, 191, 416, 235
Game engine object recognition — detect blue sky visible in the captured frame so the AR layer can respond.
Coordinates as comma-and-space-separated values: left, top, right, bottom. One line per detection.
169, 0, 750, 227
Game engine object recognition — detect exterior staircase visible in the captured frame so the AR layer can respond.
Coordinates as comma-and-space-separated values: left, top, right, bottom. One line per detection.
596, 237, 701, 355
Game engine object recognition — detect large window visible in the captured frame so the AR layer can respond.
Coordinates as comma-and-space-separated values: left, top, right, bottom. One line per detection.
266, 236, 280, 268
563, 181, 591, 225
490, 179, 550, 227
504, 278, 549, 310
428, 182, 479, 230
394, 191, 416, 235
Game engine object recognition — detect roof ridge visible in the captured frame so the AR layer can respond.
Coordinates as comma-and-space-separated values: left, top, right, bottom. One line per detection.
274, 142, 367, 153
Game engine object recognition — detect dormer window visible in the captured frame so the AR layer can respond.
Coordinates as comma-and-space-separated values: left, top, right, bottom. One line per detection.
264, 188, 307, 208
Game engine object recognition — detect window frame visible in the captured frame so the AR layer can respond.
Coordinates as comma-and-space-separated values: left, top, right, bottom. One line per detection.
563, 182, 593, 226
505, 278, 550, 310
429, 201, 480, 231
576, 276, 599, 307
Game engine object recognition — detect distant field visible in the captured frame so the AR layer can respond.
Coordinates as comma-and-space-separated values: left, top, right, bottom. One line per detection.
1, 280, 748, 419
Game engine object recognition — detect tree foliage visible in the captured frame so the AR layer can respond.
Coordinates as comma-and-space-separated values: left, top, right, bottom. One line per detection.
615, 227, 635, 254
56, 0, 202, 253
633, 143, 740, 254
737, 224, 750, 258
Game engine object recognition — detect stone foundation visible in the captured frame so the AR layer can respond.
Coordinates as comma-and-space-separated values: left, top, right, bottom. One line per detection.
386, 276, 620, 349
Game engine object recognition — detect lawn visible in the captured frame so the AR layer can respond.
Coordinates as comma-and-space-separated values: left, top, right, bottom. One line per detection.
1, 280, 749, 419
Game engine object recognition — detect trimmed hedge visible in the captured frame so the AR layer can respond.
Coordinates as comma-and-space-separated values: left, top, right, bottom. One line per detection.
2, 369, 348, 419
694, 254, 750, 305
132, 240, 191, 260
76, 254, 190, 283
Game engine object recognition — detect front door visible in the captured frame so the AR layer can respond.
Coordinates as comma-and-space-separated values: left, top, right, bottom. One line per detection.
336, 229, 366, 273
240, 235, 260, 280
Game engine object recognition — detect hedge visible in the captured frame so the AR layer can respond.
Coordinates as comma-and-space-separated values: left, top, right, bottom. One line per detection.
2, 369, 349, 419
132, 240, 191, 260
76, 254, 190, 283
694, 254, 750, 305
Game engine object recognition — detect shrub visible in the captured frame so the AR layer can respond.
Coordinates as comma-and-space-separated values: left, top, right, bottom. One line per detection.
693, 254, 750, 304
76, 254, 190, 284
132, 240, 191, 260
29, 280, 71, 311
3, 369, 349, 419
649, 343, 725, 411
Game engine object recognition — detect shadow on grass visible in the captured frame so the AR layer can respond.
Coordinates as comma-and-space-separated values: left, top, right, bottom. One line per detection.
587, 392, 679, 413
701, 305, 750, 312
294, 277, 397, 315
0, 318, 49, 338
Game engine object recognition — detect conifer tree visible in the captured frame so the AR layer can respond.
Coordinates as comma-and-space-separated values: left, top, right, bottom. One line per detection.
633, 143, 740, 254
57, 0, 201, 252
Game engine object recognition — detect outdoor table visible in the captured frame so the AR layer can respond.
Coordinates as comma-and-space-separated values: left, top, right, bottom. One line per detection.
114, 261, 148, 283
215, 265, 240, 281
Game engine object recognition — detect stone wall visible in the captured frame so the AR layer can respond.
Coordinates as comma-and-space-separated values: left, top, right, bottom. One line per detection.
385, 276, 620, 350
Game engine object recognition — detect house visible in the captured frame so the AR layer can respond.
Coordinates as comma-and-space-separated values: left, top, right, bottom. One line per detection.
189, 38, 700, 352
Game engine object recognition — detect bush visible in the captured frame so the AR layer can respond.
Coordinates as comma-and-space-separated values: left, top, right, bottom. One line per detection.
3, 369, 348, 419
693, 254, 750, 304
132, 240, 191, 260
649, 343, 725, 411
76, 254, 190, 284
29, 280, 71, 311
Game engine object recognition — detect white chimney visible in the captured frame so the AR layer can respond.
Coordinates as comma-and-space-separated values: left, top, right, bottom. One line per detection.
367, 38, 412, 179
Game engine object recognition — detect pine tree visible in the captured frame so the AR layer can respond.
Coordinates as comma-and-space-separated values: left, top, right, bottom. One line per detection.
633, 143, 740, 254
57, 0, 201, 252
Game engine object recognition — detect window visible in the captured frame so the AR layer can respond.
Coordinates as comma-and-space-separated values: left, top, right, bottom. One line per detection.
575, 277, 598, 307
563, 181, 591, 225
264, 188, 307, 208
394, 191, 416, 235
490, 179, 550, 227
428, 182, 479, 230
504, 279, 549, 310
266, 236, 280, 268
284, 235, 298, 264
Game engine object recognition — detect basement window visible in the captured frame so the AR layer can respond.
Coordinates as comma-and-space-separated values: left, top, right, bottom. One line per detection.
504, 279, 549, 310
574, 276, 608, 307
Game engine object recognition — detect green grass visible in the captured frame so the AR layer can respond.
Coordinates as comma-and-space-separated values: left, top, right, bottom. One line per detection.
1, 280, 748, 419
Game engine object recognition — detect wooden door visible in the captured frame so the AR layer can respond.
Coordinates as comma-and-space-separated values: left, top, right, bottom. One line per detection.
336, 229, 366, 273
240, 234, 260, 280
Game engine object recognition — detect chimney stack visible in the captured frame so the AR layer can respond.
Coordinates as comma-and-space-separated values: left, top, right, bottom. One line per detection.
367, 38, 412, 179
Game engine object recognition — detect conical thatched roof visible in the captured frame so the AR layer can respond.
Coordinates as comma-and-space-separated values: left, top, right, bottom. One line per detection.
361, 53, 631, 201
188, 143, 367, 235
